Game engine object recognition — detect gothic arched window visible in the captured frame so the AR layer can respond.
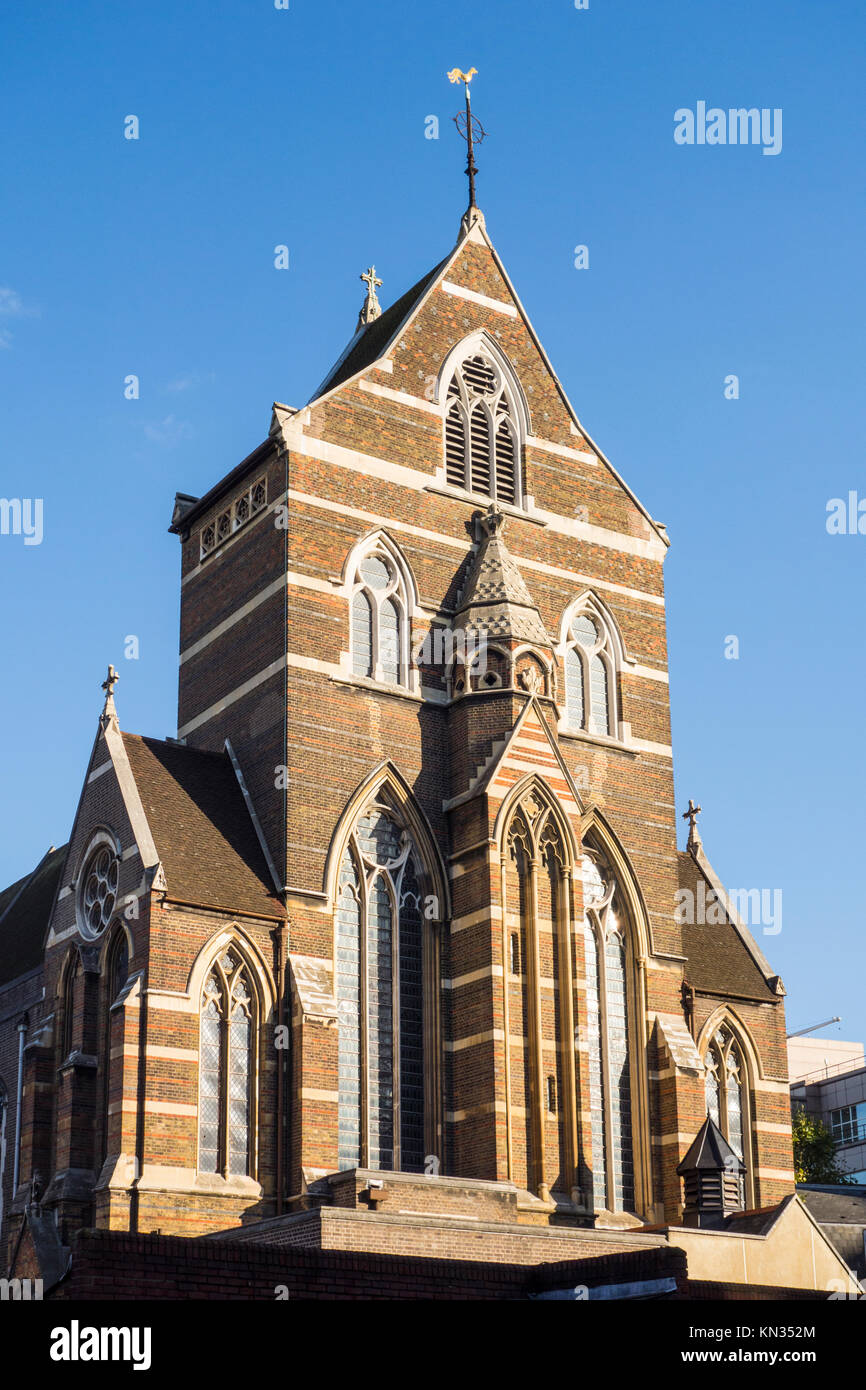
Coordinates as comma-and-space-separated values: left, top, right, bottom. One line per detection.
445, 352, 521, 505
704, 1023, 749, 1200
563, 604, 619, 738
581, 846, 635, 1212
349, 541, 413, 688
61, 952, 78, 1061
198, 949, 255, 1177
335, 799, 425, 1173
101, 927, 129, 1160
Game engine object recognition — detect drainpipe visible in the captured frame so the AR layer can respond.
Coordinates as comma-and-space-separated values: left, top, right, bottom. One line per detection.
12, 1016, 27, 1194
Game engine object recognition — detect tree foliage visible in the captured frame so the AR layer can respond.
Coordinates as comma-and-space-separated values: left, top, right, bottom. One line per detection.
792, 1106, 854, 1184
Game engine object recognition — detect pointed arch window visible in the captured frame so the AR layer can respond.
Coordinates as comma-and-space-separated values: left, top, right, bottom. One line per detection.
61, 953, 78, 1061
704, 1023, 748, 1200
101, 927, 129, 1162
444, 352, 521, 505
198, 949, 256, 1177
349, 543, 412, 688
564, 605, 619, 738
335, 798, 426, 1173
581, 846, 635, 1213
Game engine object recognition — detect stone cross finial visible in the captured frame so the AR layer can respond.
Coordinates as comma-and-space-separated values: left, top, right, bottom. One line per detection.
358, 266, 383, 328
101, 664, 119, 712
682, 798, 702, 850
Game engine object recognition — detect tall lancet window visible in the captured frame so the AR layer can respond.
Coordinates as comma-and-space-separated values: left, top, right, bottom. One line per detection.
198, 949, 255, 1177
349, 539, 413, 688
581, 847, 635, 1212
704, 1024, 748, 1200
564, 606, 618, 738
335, 799, 425, 1173
444, 352, 520, 505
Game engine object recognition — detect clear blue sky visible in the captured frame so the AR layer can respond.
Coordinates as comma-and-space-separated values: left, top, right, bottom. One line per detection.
2, 1, 863, 1044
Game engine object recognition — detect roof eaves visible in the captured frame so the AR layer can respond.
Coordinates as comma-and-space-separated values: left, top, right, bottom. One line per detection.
168, 437, 276, 536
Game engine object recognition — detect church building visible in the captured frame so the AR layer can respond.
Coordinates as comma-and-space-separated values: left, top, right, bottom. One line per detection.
1, 92, 813, 1294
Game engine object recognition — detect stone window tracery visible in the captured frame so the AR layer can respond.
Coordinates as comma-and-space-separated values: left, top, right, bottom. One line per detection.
349, 541, 413, 688
336, 799, 425, 1173
198, 949, 255, 1178
563, 601, 619, 738
580, 845, 635, 1212
445, 352, 521, 505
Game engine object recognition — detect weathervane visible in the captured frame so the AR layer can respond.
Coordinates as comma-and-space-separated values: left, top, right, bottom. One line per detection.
357, 266, 383, 330
448, 67, 485, 219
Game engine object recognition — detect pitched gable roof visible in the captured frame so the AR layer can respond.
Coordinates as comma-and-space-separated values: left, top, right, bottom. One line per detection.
121, 735, 283, 920
311, 258, 449, 401
0, 845, 67, 986
678, 850, 779, 1003
304, 218, 668, 549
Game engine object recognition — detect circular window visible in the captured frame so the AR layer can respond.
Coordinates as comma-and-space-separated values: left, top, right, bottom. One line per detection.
78, 841, 120, 938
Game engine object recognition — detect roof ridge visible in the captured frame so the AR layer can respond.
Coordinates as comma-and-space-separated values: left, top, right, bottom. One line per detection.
121, 731, 229, 759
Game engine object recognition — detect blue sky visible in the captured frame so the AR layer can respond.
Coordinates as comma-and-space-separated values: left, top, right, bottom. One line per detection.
1, 0, 863, 1045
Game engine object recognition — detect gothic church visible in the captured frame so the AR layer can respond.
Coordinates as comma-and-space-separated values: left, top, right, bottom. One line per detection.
0, 167, 798, 1284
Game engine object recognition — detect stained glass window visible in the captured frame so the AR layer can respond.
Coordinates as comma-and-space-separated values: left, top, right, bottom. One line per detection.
79, 842, 120, 939
336, 802, 426, 1172
703, 1024, 749, 1201
198, 953, 255, 1177
581, 848, 635, 1213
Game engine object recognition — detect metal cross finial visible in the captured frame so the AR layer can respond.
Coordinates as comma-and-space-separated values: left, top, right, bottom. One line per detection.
448, 66, 485, 216
682, 798, 702, 848
101, 664, 119, 706
358, 266, 383, 329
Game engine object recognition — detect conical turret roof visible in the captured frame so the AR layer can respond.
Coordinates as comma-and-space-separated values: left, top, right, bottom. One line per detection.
454, 505, 552, 646
676, 1114, 745, 1176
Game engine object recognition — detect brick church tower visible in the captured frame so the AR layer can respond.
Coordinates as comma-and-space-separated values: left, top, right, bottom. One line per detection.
0, 139, 795, 1271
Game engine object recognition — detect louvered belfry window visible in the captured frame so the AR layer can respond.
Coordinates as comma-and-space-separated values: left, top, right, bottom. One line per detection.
445, 353, 519, 504
335, 801, 426, 1174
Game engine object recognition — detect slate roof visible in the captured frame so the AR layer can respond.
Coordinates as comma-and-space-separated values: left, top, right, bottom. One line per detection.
0, 845, 67, 986
311, 259, 448, 401
677, 1115, 744, 1175
121, 735, 283, 919
454, 516, 551, 646
798, 1184, 866, 1225
678, 850, 778, 1003
798, 1185, 866, 1277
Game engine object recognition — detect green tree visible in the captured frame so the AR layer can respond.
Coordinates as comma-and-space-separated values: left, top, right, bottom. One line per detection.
792, 1106, 854, 1184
